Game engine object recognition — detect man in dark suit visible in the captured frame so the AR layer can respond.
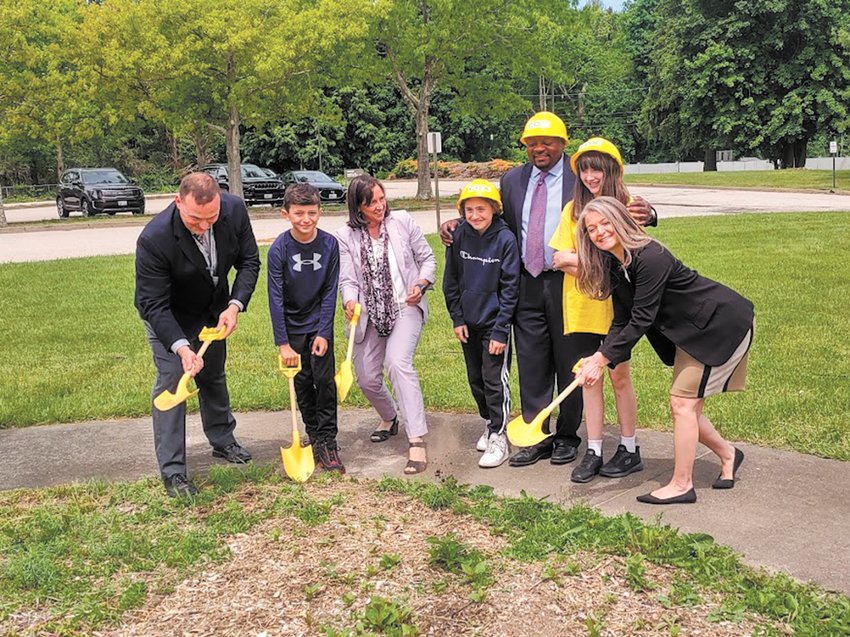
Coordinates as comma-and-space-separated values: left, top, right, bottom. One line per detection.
135, 172, 261, 497
441, 111, 656, 468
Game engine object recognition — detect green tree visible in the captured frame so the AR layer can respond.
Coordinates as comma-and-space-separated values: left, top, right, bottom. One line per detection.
631, 0, 850, 169
79, 0, 368, 196
367, 0, 550, 198
0, 0, 84, 180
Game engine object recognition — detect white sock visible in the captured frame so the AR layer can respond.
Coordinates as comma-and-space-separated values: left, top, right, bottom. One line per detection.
621, 435, 637, 453
588, 439, 603, 456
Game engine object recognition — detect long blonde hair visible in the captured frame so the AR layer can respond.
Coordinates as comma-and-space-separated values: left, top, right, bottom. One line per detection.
576, 197, 652, 299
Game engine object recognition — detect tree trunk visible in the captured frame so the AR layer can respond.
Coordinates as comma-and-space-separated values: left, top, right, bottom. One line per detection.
414, 97, 432, 200
780, 142, 795, 169
703, 148, 717, 171
794, 139, 807, 168
169, 128, 181, 170
194, 132, 209, 168
56, 136, 65, 180
226, 101, 243, 198
0, 185, 7, 228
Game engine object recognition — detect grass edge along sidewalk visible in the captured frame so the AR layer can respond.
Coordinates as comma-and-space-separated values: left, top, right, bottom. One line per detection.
1, 212, 849, 463
1, 467, 848, 636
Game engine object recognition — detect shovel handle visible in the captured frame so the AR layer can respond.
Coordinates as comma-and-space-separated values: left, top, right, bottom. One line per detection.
196, 339, 213, 360
344, 303, 361, 362
287, 374, 299, 437
540, 379, 581, 418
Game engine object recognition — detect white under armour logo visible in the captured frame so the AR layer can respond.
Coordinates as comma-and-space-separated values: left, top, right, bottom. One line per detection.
292, 252, 322, 272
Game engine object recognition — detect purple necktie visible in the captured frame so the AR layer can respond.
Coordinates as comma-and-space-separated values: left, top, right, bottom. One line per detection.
524, 170, 548, 277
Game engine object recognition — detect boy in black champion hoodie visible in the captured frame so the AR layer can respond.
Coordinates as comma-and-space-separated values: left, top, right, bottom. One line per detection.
443, 180, 520, 468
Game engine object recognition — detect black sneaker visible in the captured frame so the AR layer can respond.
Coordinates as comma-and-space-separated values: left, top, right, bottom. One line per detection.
598, 445, 644, 478
163, 474, 199, 497
316, 441, 346, 474
570, 450, 603, 483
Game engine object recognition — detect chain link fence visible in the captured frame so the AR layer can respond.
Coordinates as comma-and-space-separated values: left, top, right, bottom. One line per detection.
0, 184, 59, 203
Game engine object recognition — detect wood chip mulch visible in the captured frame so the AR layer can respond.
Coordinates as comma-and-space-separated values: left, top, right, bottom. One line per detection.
97, 479, 764, 637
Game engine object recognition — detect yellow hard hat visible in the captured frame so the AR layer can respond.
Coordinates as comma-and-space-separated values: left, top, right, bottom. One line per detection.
519, 111, 569, 145
456, 179, 502, 212
570, 137, 624, 175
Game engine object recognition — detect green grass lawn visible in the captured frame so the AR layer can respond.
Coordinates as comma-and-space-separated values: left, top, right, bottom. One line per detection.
625, 168, 850, 191
1, 213, 849, 461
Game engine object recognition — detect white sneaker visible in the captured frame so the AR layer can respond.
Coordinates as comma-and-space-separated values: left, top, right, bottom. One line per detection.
476, 427, 490, 452
479, 434, 510, 468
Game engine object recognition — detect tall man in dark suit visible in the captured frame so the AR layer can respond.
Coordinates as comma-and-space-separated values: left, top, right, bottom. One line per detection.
441, 111, 656, 468
135, 172, 261, 497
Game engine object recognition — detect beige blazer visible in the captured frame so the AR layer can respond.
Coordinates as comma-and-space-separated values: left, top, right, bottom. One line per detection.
336, 209, 436, 343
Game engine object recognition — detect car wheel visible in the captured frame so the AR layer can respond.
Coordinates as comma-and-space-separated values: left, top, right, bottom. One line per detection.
81, 199, 95, 217
57, 197, 69, 218
106, 209, 116, 216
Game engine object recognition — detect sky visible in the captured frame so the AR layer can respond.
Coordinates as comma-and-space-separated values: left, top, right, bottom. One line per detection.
590, 0, 626, 10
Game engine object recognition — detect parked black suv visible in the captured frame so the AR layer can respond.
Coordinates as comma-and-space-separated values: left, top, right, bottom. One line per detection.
200, 163, 286, 206
281, 170, 346, 203
57, 168, 145, 217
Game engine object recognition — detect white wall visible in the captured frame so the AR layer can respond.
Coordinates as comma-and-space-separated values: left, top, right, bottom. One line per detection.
624, 157, 850, 174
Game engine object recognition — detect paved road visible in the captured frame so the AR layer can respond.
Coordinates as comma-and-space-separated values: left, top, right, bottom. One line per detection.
8, 181, 850, 224
2, 180, 471, 223
3, 185, 850, 264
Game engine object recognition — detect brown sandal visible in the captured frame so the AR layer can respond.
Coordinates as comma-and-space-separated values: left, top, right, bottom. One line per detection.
404, 441, 427, 475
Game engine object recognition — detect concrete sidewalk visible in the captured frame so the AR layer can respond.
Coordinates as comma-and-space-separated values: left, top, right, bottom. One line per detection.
2, 410, 848, 595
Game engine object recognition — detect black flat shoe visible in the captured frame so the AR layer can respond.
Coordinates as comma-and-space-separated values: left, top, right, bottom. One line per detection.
712, 447, 744, 489
636, 488, 697, 505
370, 416, 399, 443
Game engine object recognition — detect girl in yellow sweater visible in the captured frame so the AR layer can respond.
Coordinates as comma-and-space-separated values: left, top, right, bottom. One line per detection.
549, 138, 642, 483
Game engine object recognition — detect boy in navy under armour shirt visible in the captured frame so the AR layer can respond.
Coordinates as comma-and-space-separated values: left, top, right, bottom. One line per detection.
268, 183, 344, 472
443, 180, 520, 469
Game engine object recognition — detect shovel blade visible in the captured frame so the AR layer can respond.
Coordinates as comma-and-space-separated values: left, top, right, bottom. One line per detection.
281, 429, 315, 483
506, 411, 553, 448
334, 361, 354, 403
153, 373, 198, 411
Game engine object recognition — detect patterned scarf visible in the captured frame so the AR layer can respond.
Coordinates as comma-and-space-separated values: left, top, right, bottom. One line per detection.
359, 224, 398, 337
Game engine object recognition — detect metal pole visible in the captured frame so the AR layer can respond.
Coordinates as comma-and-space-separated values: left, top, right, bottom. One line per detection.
433, 151, 441, 228
833, 154, 836, 190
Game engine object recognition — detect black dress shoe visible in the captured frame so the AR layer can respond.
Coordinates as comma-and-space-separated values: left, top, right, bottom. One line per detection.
636, 488, 697, 505
163, 474, 199, 498
508, 440, 553, 467
570, 450, 603, 483
550, 441, 578, 465
370, 416, 399, 443
712, 447, 744, 489
212, 442, 252, 464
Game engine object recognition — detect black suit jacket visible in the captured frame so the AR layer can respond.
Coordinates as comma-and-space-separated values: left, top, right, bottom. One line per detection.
499, 154, 576, 244
135, 192, 261, 348
600, 242, 754, 367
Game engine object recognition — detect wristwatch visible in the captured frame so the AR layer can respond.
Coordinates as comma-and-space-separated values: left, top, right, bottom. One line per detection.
415, 282, 428, 294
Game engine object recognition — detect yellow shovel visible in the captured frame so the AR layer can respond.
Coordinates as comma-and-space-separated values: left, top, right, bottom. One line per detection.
506, 359, 585, 448
279, 354, 315, 483
334, 303, 362, 403
153, 326, 227, 411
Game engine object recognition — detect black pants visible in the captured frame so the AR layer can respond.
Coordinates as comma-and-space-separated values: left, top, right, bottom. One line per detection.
146, 323, 237, 480
460, 327, 512, 436
287, 332, 337, 443
514, 269, 600, 449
